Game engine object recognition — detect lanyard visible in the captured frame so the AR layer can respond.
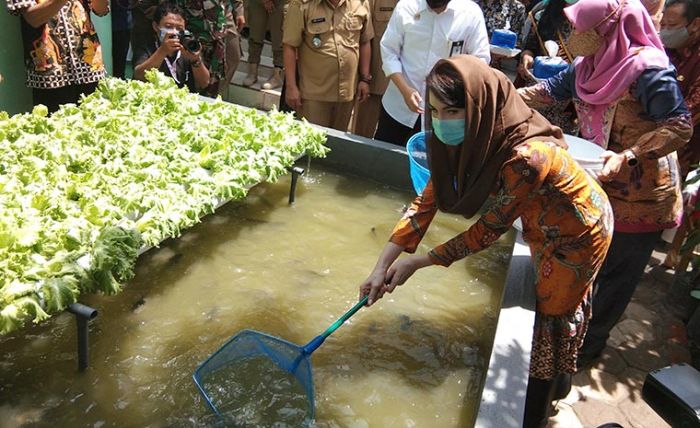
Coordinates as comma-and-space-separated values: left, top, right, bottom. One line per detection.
159, 43, 182, 84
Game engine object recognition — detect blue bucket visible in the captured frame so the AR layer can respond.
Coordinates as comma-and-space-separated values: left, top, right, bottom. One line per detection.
407, 132, 430, 195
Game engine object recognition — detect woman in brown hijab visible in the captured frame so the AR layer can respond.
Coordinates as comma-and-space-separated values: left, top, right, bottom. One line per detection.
359, 55, 614, 428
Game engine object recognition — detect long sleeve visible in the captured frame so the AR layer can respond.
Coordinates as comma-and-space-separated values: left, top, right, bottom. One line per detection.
389, 180, 439, 253
380, 8, 404, 77
518, 64, 574, 108
465, 9, 491, 64
629, 68, 693, 160
429, 147, 551, 266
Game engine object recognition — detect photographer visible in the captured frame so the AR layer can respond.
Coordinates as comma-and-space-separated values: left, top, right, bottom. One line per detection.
133, 2, 210, 92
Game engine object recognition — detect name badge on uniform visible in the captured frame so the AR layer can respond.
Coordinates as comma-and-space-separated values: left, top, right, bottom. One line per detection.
311, 17, 326, 23
379, 6, 393, 11
312, 35, 322, 48
449, 40, 464, 57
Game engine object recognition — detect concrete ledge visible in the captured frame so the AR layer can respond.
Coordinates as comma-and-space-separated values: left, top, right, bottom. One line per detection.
318, 127, 413, 191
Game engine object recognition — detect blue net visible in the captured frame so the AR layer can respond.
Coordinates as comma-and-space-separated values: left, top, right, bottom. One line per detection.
193, 330, 315, 427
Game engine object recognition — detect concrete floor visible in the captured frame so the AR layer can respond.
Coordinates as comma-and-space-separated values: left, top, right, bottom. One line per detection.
546, 247, 697, 428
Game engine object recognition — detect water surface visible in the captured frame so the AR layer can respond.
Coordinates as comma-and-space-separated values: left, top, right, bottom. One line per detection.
0, 166, 513, 427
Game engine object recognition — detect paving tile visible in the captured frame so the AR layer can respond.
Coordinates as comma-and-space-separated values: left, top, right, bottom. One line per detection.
608, 325, 628, 348
618, 343, 667, 372
618, 367, 647, 391
658, 317, 689, 346
623, 301, 660, 326
577, 368, 633, 404
631, 285, 662, 306
664, 342, 692, 364
590, 347, 627, 376
546, 402, 583, 428
618, 390, 671, 428
616, 319, 656, 346
572, 397, 629, 428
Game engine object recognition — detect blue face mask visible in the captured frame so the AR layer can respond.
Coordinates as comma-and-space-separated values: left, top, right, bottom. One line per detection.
432, 118, 464, 146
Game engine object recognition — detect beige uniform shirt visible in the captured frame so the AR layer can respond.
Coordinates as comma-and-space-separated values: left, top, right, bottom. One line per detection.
368, 0, 396, 95
283, 0, 374, 102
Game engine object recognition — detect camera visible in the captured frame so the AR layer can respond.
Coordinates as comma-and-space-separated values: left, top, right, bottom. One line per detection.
176, 30, 201, 53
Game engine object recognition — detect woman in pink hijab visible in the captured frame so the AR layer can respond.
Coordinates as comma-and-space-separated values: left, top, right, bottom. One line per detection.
519, 0, 692, 377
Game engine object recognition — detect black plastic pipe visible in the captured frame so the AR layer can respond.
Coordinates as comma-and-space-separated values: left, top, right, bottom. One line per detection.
288, 166, 305, 204
66, 303, 98, 372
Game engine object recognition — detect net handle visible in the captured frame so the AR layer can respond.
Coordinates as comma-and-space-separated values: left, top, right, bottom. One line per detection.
302, 296, 368, 355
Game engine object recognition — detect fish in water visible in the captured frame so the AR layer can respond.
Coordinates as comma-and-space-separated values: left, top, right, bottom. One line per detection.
200, 356, 312, 427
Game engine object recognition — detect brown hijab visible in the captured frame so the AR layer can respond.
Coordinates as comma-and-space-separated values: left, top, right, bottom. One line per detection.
427, 55, 566, 218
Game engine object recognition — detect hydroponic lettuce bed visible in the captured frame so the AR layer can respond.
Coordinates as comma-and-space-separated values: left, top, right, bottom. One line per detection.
0, 71, 328, 334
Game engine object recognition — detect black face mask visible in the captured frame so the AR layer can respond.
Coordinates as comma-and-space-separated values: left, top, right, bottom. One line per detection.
426, 0, 450, 9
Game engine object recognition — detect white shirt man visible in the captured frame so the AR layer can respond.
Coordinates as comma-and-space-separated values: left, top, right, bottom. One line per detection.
376, 0, 490, 145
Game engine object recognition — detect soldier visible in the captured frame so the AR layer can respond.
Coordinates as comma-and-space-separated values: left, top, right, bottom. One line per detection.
242, 0, 285, 89
282, 0, 374, 131
352, 0, 398, 138
221, 0, 246, 95
177, 0, 228, 97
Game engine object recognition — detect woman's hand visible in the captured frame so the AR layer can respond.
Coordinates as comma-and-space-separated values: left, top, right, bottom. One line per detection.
385, 255, 421, 293
598, 150, 625, 182
386, 254, 433, 293
359, 268, 389, 306
518, 52, 534, 79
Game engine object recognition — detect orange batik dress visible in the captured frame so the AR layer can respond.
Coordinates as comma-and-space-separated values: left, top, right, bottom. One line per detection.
391, 140, 614, 379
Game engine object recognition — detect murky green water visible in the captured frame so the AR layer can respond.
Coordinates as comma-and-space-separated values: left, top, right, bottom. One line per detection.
200, 356, 311, 427
0, 166, 513, 428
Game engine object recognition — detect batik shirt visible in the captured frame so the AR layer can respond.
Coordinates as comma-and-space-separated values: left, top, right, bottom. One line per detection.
6, 0, 106, 89
475, 0, 525, 45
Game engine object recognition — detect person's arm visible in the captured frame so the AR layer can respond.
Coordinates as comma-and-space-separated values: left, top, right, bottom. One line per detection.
600, 67, 694, 181
360, 180, 440, 305
428, 147, 551, 268
517, 63, 575, 108
89, 0, 109, 17
182, 50, 211, 90
17, 0, 68, 28
464, 5, 491, 64
133, 36, 180, 81
133, 49, 167, 81
283, 44, 301, 110
357, 40, 371, 102
630, 67, 693, 160
282, 0, 304, 110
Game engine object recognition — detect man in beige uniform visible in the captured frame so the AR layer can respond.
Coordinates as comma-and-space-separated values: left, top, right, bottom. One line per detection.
283, 0, 374, 130
352, 0, 397, 137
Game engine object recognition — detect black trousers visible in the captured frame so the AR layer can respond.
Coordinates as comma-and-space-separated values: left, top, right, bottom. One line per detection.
112, 29, 131, 79
523, 373, 572, 428
580, 230, 662, 359
33, 82, 99, 113
374, 105, 421, 146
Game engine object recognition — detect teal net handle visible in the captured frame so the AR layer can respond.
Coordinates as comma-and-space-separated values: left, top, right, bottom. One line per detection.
302, 296, 368, 355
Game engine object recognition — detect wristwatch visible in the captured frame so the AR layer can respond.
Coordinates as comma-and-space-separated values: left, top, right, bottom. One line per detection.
623, 149, 638, 167
359, 74, 373, 84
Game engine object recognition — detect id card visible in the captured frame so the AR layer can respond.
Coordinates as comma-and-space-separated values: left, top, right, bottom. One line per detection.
449, 40, 464, 57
